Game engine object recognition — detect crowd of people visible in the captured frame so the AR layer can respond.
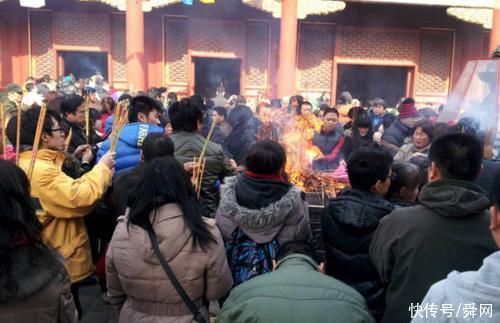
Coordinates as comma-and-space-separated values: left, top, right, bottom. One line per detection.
0, 75, 499, 323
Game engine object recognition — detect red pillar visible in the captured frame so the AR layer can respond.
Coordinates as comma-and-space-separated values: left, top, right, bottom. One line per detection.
277, 0, 298, 98
491, 0, 500, 54
126, 0, 146, 92
145, 15, 163, 87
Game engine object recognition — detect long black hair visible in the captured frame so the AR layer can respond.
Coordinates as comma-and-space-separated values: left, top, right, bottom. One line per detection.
0, 160, 59, 290
127, 156, 216, 248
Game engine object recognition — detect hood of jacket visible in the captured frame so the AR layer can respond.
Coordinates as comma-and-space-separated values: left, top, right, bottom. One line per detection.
0, 247, 61, 303
235, 172, 292, 210
418, 179, 490, 218
328, 188, 394, 233
218, 176, 302, 230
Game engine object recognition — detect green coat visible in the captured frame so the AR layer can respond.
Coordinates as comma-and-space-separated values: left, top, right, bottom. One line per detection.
1, 97, 18, 127
219, 254, 375, 323
170, 131, 233, 217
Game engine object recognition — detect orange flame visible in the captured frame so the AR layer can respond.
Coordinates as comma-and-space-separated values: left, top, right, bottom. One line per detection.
270, 111, 341, 195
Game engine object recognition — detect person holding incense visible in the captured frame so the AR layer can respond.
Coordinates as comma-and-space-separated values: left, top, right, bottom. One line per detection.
169, 98, 236, 218
61, 95, 97, 156
6, 106, 116, 319
97, 95, 164, 174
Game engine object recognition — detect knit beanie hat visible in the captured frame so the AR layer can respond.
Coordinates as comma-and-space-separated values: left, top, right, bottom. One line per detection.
399, 101, 418, 119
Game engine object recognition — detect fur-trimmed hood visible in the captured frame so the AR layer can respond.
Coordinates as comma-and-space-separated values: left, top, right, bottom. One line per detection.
218, 176, 303, 230
216, 176, 311, 245
0, 247, 61, 303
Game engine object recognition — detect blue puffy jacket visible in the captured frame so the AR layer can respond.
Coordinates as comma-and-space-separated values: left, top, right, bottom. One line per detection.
97, 122, 164, 174
104, 115, 114, 137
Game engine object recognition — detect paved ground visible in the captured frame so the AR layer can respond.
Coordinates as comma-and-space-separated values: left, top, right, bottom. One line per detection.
80, 283, 113, 323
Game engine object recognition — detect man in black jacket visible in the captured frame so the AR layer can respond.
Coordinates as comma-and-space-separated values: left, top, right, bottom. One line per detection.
322, 146, 394, 320
370, 133, 497, 323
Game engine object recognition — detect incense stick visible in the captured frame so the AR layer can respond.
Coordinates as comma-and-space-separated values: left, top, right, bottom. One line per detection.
108, 100, 129, 153
191, 120, 218, 196
64, 127, 73, 153
27, 105, 47, 180
15, 102, 22, 165
0, 104, 6, 161
85, 96, 90, 145
197, 158, 206, 199
199, 119, 217, 162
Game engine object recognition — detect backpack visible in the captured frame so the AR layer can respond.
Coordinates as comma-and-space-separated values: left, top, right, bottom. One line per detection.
225, 227, 280, 286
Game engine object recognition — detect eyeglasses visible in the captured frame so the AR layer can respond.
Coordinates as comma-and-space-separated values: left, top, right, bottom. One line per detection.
48, 128, 67, 135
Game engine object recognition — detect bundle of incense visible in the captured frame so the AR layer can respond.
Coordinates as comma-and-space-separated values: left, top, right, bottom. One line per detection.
108, 100, 129, 153
0, 104, 6, 160
64, 127, 73, 153
198, 119, 217, 161
15, 102, 22, 165
191, 156, 207, 199
27, 104, 47, 180
85, 95, 90, 145
192, 120, 217, 197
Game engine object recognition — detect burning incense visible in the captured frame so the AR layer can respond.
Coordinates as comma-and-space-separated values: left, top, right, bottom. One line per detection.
85, 95, 90, 145
27, 104, 47, 180
0, 104, 7, 160
108, 100, 129, 153
64, 127, 73, 153
15, 102, 22, 165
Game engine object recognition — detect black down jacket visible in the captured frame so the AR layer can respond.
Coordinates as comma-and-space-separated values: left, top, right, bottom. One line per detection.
224, 106, 259, 165
321, 188, 394, 320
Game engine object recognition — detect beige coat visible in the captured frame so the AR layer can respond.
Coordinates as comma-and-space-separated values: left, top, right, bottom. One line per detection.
106, 203, 233, 323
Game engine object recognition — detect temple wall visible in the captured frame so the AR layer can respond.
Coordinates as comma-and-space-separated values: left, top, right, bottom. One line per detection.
0, 0, 492, 103
162, 16, 271, 100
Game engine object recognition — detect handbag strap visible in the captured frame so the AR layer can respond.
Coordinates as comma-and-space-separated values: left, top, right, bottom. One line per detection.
147, 230, 207, 323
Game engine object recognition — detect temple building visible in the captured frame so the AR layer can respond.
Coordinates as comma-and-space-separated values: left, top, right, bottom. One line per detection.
0, 0, 498, 105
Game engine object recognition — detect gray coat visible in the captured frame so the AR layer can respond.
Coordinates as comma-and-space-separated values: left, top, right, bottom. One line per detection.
412, 251, 500, 323
215, 176, 311, 244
